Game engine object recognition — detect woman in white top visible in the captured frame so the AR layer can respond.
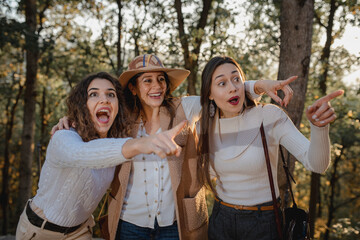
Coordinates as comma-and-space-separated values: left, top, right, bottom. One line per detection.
52, 54, 297, 240
16, 72, 186, 240
113, 54, 300, 240
197, 56, 343, 240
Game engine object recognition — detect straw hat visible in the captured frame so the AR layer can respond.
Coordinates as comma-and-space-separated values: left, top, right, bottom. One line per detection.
118, 54, 190, 92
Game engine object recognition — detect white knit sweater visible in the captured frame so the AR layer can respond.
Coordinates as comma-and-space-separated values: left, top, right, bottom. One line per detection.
210, 104, 330, 206
32, 129, 131, 227
31, 81, 259, 227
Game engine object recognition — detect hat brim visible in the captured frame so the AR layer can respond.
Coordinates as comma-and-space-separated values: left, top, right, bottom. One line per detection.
119, 66, 190, 92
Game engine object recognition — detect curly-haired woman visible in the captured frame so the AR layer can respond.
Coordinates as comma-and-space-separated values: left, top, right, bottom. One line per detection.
52, 55, 297, 240
16, 72, 186, 240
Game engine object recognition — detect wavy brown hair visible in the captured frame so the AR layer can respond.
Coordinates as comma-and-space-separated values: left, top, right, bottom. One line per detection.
66, 72, 130, 142
123, 72, 176, 129
198, 56, 258, 194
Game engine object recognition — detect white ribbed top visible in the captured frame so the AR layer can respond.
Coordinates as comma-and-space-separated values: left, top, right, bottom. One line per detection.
32, 129, 131, 227
210, 104, 330, 205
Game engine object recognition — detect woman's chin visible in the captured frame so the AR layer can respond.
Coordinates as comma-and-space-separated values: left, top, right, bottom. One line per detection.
95, 122, 114, 138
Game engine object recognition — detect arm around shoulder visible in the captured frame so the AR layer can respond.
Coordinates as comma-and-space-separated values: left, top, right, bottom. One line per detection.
47, 129, 132, 168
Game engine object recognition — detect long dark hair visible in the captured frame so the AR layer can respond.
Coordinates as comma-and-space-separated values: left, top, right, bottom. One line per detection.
66, 72, 130, 142
198, 56, 257, 194
123, 72, 176, 129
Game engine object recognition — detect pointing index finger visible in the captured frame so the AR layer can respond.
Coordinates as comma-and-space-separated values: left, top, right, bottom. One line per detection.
316, 90, 344, 104
280, 76, 298, 86
167, 120, 187, 139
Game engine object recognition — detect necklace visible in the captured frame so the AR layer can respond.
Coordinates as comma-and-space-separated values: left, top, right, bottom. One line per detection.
140, 116, 165, 219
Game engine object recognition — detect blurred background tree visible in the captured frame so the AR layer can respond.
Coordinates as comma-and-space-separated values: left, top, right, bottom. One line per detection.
0, 0, 359, 238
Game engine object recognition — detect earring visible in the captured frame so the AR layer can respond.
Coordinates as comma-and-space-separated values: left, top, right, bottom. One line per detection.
209, 100, 215, 118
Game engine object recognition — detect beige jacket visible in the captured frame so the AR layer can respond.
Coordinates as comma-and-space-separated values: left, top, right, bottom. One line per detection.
102, 98, 208, 240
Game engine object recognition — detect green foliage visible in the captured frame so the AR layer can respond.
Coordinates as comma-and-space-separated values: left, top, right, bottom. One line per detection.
0, 0, 359, 238
237, 0, 281, 80
330, 218, 360, 240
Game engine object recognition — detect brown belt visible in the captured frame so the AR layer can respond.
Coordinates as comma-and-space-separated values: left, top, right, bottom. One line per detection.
214, 196, 279, 211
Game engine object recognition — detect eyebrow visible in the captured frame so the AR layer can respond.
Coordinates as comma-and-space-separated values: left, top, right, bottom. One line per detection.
214, 70, 239, 80
214, 74, 224, 80
87, 88, 116, 92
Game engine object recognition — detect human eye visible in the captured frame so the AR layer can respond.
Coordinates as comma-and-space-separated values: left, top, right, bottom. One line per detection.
108, 92, 116, 98
233, 76, 240, 82
143, 78, 151, 83
158, 76, 166, 82
88, 92, 98, 97
218, 81, 225, 86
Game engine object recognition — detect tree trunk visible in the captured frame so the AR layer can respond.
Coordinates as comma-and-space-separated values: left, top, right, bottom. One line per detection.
277, 0, 314, 210
174, 0, 212, 95
210, 4, 220, 58
318, 0, 337, 94
174, 0, 191, 91
2, 78, 23, 234
324, 150, 342, 240
116, 0, 122, 75
309, 1, 337, 237
134, 35, 140, 57
17, 0, 39, 217
39, 87, 47, 170
309, 172, 320, 237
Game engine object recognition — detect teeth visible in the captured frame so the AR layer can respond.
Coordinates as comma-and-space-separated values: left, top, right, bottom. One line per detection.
149, 93, 161, 97
98, 109, 110, 113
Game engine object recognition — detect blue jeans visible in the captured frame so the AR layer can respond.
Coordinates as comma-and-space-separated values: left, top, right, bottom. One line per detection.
209, 199, 282, 240
115, 218, 179, 240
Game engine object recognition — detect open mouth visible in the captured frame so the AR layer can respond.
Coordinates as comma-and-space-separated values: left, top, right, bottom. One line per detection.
228, 96, 240, 105
149, 92, 162, 98
96, 108, 111, 123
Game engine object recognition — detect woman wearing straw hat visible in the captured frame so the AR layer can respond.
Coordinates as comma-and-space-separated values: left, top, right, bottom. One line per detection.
52, 54, 296, 240
107, 54, 297, 240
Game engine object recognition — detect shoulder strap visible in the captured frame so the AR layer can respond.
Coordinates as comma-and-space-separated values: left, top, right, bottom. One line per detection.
279, 146, 298, 208
260, 123, 283, 240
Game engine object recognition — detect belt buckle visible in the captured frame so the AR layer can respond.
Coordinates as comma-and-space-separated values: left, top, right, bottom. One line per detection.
234, 205, 244, 210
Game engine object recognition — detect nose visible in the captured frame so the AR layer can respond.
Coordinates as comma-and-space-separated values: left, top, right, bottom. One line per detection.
229, 81, 238, 92
151, 79, 163, 89
99, 94, 110, 103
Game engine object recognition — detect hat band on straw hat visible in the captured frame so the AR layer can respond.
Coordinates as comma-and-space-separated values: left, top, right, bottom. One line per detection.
119, 54, 190, 92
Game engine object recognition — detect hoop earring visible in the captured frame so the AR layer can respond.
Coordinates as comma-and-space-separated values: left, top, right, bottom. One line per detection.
209, 100, 215, 118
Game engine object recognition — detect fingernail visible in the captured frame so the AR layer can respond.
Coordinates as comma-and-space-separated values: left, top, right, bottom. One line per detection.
315, 118, 319, 122
312, 114, 317, 119
320, 121, 325, 124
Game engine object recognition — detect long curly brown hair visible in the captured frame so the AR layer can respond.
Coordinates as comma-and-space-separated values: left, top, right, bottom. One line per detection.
66, 72, 130, 142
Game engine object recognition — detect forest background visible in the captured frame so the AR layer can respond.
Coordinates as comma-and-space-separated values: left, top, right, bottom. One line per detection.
0, 0, 359, 239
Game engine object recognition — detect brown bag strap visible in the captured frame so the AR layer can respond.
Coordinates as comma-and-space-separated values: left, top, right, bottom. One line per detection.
260, 123, 283, 240
279, 146, 298, 208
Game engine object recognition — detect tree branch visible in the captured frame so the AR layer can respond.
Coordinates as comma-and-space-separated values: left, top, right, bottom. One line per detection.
37, 0, 51, 34
193, 0, 212, 56
174, 0, 190, 65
